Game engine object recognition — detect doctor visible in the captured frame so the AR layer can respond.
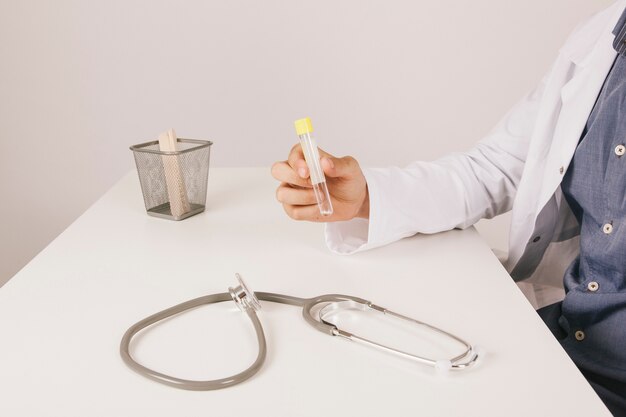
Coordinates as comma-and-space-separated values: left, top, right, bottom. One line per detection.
272, 1, 626, 414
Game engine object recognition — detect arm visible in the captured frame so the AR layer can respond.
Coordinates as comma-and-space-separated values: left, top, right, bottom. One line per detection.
272, 72, 549, 254
327, 77, 548, 254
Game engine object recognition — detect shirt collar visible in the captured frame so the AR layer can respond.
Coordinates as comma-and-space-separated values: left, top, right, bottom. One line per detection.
612, 7, 626, 54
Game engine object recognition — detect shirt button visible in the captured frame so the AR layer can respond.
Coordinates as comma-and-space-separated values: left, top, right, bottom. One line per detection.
575, 330, 585, 341
587, 281, 599, 292
616, 144, 625, 156
603, 223, 613, 234
559, 166, 564, 174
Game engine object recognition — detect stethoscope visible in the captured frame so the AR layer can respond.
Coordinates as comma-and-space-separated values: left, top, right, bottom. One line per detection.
120, 274, 480, 391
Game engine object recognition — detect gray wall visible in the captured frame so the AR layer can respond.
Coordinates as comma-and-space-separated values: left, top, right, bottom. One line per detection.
0, 0, 614, 286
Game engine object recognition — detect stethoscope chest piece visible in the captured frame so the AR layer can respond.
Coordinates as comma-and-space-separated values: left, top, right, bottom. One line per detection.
229, 273, 261, 312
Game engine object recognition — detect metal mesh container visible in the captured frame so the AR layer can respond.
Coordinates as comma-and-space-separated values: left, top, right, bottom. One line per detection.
130, 139, 213, 220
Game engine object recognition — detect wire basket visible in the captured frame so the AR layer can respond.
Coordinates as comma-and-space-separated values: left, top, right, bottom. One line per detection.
130, 139, 213, 220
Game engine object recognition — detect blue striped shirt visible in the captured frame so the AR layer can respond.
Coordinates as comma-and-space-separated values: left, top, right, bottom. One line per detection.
554, 7, 626, 415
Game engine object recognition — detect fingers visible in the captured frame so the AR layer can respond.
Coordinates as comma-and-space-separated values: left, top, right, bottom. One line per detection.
275, 181, 325, 222
271, 161, 311, 188
272, 142, 364, 223
287, 143, 309, 178
270, 143, 311, 186
321, 155, 358, 179
275, 183, 317, 206
281, 201, 326, 222
286, 144, 336, 179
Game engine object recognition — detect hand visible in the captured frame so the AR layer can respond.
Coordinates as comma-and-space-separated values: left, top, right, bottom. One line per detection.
271, 144, 369, 222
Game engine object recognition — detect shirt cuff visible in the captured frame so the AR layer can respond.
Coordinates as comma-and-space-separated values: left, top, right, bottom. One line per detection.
324, 168, 386, 254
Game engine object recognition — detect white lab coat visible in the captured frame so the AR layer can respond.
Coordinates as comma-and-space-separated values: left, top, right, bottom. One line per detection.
324, 1, 625, 309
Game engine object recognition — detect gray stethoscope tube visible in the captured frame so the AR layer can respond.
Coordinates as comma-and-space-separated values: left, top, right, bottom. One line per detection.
120, 274, 480, 391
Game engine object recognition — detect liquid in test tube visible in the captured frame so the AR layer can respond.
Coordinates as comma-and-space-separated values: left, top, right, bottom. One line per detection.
294, 117, 334, 216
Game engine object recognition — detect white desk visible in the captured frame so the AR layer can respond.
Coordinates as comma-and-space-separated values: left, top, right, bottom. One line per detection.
0, 168, 610, 416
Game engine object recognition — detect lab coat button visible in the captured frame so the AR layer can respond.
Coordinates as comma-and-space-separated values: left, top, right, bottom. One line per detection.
616, 144, 625, 156
575, 330, 585, 341
587, 282, 599, 292
532, 236, 541, 243
603, 223, 613, 234
559, 166, 564, 174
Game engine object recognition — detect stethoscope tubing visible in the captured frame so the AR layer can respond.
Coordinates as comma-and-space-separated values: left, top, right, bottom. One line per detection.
120, 290, 478, 391
120, 293, 267, 391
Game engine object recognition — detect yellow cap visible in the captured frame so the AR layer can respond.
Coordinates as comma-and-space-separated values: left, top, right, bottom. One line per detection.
294, 117, 313, 136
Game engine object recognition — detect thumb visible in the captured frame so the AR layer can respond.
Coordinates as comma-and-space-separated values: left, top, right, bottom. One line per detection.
321, 155, 355, 179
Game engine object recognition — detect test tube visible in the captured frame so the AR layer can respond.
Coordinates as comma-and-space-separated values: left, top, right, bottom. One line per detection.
294, 117, 334, 216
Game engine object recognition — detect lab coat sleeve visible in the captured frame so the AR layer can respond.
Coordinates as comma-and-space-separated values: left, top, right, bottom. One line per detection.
325, 73, 549, 255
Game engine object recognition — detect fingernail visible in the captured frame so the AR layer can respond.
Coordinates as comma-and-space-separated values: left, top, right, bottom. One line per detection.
298, 167, 307, 178
324, 157, 334, 169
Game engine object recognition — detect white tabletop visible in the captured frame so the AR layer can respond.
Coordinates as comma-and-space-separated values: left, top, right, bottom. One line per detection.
0, 168, 610, 416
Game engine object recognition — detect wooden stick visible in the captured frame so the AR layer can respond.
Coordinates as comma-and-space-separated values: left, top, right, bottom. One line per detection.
158, 128, 191, 217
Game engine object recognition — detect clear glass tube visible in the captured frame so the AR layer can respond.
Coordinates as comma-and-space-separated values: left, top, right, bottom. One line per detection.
298, 132, 333, 216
